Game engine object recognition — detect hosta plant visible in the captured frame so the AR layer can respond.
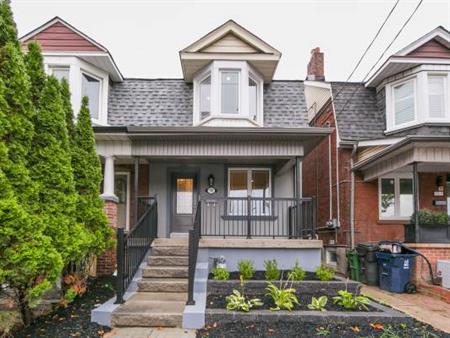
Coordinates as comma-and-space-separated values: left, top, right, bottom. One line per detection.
265, 278, 299, 311
226, 276, 262, 312
308, 296, 328, 311
332, 290, 370, 311
315, 265, 335, 281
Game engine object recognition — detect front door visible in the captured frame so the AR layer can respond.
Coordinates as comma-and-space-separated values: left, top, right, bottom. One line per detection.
171, 173, 198, 233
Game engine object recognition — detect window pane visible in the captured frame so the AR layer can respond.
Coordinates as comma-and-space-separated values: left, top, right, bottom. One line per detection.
252, 170, 271, 216
82, 73, 100, 119
394, 81, 415, 125
399, 178, 413, 217
51, 67, 69, 82
380, 178, 395, 217
428, 75, 446, 118
229, 170, 248, 215
249, 77, 257, 118
200, 75, 211, 120
221, 71, 239, 114
176, 178, 193, 214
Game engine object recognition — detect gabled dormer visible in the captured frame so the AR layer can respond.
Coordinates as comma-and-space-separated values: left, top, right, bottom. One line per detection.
366, 26, 450, 134
180, 20, 281, 127
20, 17, 123, 125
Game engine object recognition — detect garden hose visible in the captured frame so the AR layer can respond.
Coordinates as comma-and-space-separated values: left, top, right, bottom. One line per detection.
401, 244, 440, 286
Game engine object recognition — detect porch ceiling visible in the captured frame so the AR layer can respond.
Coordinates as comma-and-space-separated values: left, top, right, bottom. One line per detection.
354, 136, 450, 181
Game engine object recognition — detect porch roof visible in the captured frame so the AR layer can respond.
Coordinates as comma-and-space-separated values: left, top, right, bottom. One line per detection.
94, 126, 332, 158
353, 136, 450, 181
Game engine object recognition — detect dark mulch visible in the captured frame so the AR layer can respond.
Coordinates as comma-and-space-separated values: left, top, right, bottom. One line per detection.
206, 293, 379, 312
14, 277, 114, 338
197, 320, 450, 338
209, 270, 335, 281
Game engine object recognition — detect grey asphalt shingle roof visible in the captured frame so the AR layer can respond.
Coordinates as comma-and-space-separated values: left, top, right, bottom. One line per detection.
331, 82, 386, 141
107, 79, 308, 127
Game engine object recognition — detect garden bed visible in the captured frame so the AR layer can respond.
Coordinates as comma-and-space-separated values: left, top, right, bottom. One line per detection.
208, 270, 338, 281
197, 320, 450, 338
13, 276, 114, 338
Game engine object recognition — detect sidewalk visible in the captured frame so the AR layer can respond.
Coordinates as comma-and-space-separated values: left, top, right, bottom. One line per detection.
104, 327, 196, 338
362, 285, 450, 334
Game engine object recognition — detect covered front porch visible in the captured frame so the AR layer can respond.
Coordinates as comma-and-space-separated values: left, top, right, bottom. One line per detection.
96, 126, 330, 239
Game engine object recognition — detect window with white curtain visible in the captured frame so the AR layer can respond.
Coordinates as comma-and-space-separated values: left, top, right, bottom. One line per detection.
393, 80, 415, 126
221, 70, 240, 114
49, 66, 70, 82
379, 174, 413, 219
428, 75, 446, 118
81, 72, 101, 119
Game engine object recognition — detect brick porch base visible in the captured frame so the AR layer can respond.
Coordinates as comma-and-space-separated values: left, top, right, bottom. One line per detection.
97, 200, 118, 276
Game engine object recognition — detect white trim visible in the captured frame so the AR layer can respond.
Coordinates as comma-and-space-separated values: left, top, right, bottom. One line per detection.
115, 171, 131, 231
358, 137, 405, 147
378, 172, 413, 221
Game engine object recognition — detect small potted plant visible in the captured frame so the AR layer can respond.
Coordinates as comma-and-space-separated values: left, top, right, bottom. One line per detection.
405, 209, 450, 243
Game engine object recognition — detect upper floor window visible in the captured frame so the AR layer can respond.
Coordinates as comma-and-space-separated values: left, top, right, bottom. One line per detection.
428, 75, 447, 118
385, 70, 450, 132
81, 72, 101, 120
393, 79, 415, 125
193, 61, 263, 126
49, 66, 69, 82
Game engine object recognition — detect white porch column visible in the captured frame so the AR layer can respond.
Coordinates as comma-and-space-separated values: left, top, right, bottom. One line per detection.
100, 155, 119, 203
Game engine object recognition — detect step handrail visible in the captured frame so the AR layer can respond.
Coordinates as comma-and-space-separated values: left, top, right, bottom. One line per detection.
186, 200, 201, 305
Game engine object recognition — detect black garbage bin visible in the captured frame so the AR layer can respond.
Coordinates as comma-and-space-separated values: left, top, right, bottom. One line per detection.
356, 242, 379, 286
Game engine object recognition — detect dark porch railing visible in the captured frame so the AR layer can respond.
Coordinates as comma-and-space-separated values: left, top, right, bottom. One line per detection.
115, 196, 158, 304
187, 200, 201, 305
199, 197, 316, 238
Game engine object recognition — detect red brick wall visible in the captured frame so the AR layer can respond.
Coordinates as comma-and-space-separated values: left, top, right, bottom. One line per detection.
97, 200, 117, 276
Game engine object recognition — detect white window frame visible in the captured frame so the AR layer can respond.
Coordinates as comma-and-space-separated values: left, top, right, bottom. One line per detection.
391, 77, 417, 128
115, 171, 130, 231
48, 65, 70, 81
193, 60, 264, 126
219, 69, 241, 115
378, 173, 413, 221
426, 72, 449, 121
81, 70, 103, 121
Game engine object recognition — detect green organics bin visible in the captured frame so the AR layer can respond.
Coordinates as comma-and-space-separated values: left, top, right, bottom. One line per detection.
347, 249, 361, 282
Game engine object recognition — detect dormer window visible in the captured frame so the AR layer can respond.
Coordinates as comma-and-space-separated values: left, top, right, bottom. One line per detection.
49, 66, 70, 82
385, 70, 450, 132
81, 72, 101, 120
193, 60, 263, 126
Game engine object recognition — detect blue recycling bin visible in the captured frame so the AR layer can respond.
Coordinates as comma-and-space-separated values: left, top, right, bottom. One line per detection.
376, 251, 417, 293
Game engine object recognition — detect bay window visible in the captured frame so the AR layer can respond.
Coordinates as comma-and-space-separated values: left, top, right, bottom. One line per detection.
193, 61, 263, 125
379, 174, 413, 220
49, 66, 70, 82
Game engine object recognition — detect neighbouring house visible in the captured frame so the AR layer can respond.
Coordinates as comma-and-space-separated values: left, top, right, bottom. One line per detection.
21, 18, 333, 328
303, 27, 450, 299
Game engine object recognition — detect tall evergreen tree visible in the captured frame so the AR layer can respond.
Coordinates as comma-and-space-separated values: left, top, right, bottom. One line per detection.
30, 77, 91, 264
61, 78, 75, 141
24, 42, 46, 107
0, 77, 62, 326
0, 0, 19, 47
72, 97, 113, 255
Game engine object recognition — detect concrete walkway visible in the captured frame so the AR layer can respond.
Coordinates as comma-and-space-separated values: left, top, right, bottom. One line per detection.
104, 327, 196, 338
362, 285, 450, 334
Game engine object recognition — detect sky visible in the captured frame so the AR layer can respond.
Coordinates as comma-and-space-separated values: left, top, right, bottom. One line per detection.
11, 0, 450, 81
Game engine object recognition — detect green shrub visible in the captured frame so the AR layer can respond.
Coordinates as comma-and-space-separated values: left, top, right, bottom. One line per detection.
308, 296, 328, 311
238, 260, 255, 280
226, 276, 262, 312
265, 279, 299, 311
264, 259, 280, 281
288, 261, 306, 281
332, 290, 369, 311
411, 209, 449, 226
212, 267, 229, 280
315, 265, 335, 281
63, 287, 78, 304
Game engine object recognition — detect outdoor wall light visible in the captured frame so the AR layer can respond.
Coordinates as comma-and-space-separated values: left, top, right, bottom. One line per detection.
206, 174, 218, 194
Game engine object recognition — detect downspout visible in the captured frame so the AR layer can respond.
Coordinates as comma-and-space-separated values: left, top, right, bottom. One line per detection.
335, 140, 340, 244
350, 144, 357, 249
328, 135, 333, 220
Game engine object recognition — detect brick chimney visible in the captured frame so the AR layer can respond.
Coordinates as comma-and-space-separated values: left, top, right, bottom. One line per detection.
306, 47, 325, 81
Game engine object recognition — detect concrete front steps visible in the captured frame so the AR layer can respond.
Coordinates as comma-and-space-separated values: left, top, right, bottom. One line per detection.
111, 238, 189, 328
